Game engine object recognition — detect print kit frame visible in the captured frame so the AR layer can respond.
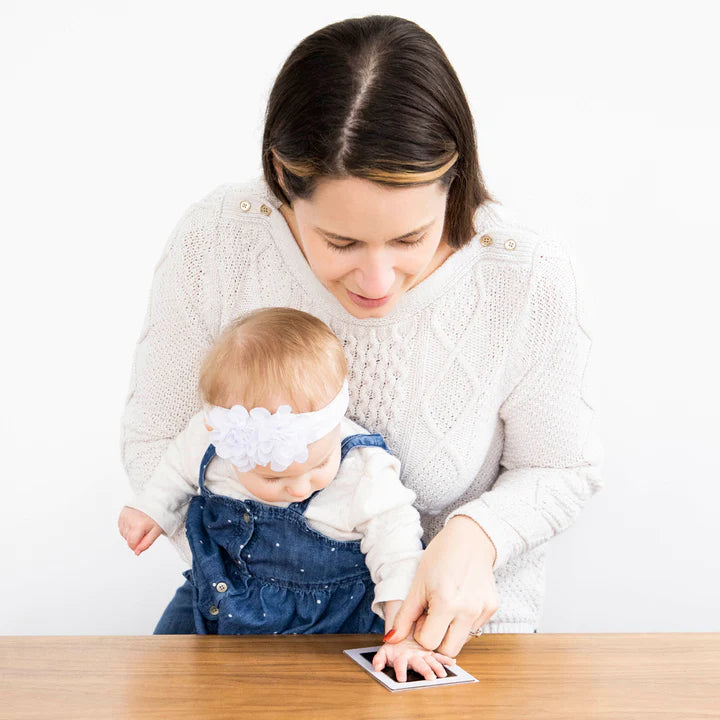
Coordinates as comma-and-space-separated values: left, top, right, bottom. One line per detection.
343, 645, 478, 692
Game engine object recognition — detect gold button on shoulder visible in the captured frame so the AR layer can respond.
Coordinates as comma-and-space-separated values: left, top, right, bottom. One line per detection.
216, 582, 228, 593
480, 234, 493, 247
504, 238, 517, 251
239, 200, 251, 212
209, 606, 219, 615
260, 203, 272, 216
243, 512, 250, 523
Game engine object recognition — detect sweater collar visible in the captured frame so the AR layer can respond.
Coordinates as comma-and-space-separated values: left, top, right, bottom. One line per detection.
257, 176, 488, 326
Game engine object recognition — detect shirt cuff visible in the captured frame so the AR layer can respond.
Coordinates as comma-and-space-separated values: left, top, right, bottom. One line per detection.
370, 557, 421, 619
444, 500, 520, 571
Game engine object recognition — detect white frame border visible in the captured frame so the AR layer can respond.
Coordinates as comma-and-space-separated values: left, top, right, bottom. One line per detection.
343, 645, 479, 692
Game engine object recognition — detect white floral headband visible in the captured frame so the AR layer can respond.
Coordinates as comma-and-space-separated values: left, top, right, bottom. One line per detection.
204, 379, 349, 472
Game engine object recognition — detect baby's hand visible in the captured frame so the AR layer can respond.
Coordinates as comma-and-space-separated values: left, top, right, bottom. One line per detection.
117, 506, 164, 555
372, 635, 456, 683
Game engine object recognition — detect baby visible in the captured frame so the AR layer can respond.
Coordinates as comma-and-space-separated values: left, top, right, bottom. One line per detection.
118, 307, 454, 680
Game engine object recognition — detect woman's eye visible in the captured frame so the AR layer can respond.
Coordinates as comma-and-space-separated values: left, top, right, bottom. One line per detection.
325, 240, 355, 253
400, 236, 425, 248
325, 235, 425, 253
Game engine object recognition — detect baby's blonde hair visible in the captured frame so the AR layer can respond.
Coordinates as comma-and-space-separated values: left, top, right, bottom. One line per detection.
198, 307, 348, 413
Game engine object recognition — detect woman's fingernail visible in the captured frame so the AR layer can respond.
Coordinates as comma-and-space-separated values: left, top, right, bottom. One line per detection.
383, 629, 396, 642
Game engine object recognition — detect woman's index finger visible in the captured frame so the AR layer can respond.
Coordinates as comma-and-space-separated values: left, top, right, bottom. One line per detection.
412, 607, 456, 651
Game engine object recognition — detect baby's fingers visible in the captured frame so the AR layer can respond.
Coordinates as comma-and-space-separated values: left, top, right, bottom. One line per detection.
392, 656, 410, 683
430, 651, 456, 665
372, 647, 388, 672
134, 525, 162, 555
426, 655, 448, 678
123, 527, 145, 551
405, 655, 436, 682
117, 514, 134, 542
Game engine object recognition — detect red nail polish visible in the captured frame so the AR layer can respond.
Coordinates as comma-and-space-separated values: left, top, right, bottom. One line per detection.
383, 629, 396, 642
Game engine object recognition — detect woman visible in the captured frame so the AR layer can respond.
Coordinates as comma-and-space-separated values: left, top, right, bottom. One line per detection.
120, 15, 603, 656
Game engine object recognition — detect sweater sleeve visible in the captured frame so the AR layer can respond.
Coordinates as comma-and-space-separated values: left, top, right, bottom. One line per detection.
120, 186, 225, 555
445, 238, 604, 571
346, 449, 425, 620
124, 411, 208, 536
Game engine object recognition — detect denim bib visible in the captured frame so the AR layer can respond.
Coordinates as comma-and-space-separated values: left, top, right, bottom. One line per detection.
183, 432, 391, 635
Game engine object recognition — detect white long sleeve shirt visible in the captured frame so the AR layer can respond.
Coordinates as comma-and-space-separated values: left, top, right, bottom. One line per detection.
120, 174, 604, 633
125, 413, 424, 618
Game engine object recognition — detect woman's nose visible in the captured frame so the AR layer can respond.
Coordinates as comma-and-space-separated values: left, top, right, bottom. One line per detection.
355, 250, 395, 298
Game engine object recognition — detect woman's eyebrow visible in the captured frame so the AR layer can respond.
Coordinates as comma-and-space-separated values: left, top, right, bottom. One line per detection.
314, 220, 434, 243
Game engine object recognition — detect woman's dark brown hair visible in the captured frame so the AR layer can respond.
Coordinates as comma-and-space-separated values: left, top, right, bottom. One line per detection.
261, 14, 498, 250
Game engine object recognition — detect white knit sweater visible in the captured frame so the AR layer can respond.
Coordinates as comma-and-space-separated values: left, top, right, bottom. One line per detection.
120, 174, 604, 633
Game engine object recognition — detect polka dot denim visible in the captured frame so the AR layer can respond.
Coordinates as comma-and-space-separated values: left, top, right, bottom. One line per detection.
183, 433, 392, 635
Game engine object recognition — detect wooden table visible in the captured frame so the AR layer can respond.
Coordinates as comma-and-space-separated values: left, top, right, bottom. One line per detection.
1, 634, 718, 719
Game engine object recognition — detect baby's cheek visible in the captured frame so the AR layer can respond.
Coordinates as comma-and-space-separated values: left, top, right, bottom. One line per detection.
264, 486, 282, 502
321, 468, 337, 488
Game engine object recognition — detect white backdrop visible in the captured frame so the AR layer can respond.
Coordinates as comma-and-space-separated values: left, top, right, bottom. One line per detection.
1, 0, 718, 635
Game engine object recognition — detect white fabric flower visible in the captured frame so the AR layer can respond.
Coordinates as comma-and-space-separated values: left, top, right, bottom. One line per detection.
205, 380, 349, 472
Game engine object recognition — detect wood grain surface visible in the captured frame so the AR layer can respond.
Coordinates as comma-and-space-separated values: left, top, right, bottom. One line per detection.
1, 633, 718, 719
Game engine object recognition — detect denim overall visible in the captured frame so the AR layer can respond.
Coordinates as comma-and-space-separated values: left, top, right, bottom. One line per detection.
182, 432, 392, 635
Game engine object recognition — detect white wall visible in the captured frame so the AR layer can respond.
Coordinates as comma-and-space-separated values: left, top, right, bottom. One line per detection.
1, 0, 717, 635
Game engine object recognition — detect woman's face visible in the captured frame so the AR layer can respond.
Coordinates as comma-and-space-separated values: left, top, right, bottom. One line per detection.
279, 175, 453, 318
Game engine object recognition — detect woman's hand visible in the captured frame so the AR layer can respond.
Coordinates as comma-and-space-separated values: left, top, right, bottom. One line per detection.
372, 633, 456, 682
385, 515, 499, 657
118, 506, 165, 555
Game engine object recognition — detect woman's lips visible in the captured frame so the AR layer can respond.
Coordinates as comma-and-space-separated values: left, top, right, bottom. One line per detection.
346, 289, 391, 308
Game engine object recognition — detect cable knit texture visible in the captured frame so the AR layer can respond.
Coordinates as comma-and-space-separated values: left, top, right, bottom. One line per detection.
120, 175, 604, 633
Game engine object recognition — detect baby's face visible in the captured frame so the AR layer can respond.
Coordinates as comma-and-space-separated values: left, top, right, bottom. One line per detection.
231, 424, 343, 503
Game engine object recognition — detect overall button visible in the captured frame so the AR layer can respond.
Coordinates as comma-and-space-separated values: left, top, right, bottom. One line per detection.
216, 582, 228, 593
209, 606, 219, 616
480, 234, 493, 247
243, 512, 250, 523
504, 238, 516, 250
240, 200, 251, 212
260, 203, 272, 216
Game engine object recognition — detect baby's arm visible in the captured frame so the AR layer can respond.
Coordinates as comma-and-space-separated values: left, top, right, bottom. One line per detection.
347, 449, 454, 680
347, 449, 424, 616
118, 410, 207, 554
